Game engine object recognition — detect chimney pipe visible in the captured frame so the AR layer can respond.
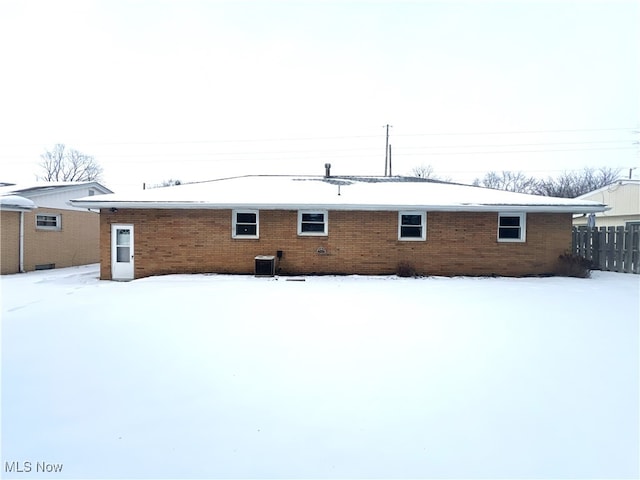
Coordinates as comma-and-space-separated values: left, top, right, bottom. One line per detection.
324, 163, 331, 177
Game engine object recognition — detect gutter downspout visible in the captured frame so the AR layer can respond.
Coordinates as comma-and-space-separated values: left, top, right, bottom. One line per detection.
19, 211, 25, 273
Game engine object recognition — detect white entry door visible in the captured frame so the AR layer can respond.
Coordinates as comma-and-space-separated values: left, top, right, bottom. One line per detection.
111, 224, 134, 280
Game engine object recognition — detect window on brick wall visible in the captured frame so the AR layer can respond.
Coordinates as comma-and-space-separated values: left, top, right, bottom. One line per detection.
298, 210, 328, 236
497, 213, 526, 242
232, 210, 259, 238
36, 213, 61, 230
398, 211, 426, 240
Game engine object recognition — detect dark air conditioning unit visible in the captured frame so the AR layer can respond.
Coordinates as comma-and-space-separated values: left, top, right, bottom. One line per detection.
254, 255, 276, 276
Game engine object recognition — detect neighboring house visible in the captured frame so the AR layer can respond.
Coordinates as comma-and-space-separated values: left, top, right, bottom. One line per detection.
70, 172, 606, 280
0, 182, 113, 274
573, 179, 640, 229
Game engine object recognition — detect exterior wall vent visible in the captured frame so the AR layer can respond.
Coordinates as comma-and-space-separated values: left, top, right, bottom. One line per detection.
35, 263, 55, 270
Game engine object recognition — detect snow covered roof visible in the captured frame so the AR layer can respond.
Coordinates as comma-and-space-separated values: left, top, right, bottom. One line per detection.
69, 175, 608, 214
575, 179, 640, 199
0, 194, 37, 211
0, 181, 112, 197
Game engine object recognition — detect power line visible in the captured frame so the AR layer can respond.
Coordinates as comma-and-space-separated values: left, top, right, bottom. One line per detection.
1, 140, 635, 162
394, 147, 636, 156
0, 126, 635, 148
1, 146, 636, 165
395, 127, 636, 137
398, 140, 631, 149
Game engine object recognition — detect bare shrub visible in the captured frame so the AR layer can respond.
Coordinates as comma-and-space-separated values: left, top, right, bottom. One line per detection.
396, 262, 417, 277
556, 253, 593, 278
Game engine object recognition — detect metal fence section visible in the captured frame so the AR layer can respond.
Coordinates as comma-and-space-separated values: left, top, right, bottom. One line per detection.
572, 225, 640, 274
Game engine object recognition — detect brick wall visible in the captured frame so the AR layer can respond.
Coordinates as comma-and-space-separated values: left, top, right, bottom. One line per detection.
100, 209, 572, 279
20, 208, 100, 271
1, 211, 20, 274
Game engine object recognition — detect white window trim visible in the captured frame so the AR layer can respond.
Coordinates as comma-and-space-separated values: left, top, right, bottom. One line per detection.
298, 210, 328, 236
232, 210, 259, 239
398, 211, 426, 241
36, 213, 61, 231
497, 212, 526, 242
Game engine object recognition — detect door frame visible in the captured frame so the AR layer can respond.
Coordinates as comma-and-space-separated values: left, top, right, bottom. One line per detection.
111, 223, 134, 281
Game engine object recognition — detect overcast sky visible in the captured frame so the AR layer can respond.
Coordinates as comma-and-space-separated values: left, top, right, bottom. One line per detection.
0, 0, 638, 192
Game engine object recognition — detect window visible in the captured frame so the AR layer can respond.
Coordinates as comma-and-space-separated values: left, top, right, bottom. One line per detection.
298, 210, 328, 236
36, 214, 61, 230
232, 210, 259, 238
398, 211, 426, 241
498, 213, 526, 242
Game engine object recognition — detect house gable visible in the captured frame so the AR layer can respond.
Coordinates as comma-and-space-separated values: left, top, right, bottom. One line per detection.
574, 180, 640, 227
0, 181, 112, 211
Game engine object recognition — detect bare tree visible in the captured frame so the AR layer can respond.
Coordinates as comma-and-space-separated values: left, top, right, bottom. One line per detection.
534, 167, 621, 197
410, 164, 451, 181
472, 166, 622, 197
38, 144, 103, 182
472, 170, 538, 193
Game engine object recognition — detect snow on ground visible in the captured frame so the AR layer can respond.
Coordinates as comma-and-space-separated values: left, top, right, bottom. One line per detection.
1, 265, 638, 479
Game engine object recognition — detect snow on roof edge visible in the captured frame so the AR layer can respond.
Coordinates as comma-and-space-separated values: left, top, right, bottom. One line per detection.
68, 199, 606, 214
0, 181, 113, 197
0, 194, 37, 211
68, 175, 608, 214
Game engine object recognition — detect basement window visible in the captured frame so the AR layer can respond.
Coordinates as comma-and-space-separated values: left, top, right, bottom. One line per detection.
36, 213, 61, 230
298, 210, 328, 236
398, 211, 426, 241
498, 213, 526, 242
232, 210, 259, 238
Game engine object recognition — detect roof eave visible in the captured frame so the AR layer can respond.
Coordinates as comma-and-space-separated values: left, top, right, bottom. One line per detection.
17, 182, 113, 197
0, 205, 38, 212
69, 200, 608, 214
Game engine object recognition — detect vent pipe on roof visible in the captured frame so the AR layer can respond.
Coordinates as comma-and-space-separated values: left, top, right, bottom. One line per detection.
324, 163, 331, 177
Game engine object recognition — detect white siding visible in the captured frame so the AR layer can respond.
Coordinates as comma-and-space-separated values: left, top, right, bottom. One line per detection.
574, 181, 640, 228
23, 186, 107, 211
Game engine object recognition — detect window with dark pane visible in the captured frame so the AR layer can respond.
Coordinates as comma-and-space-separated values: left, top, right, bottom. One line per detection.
36, 214, 61, 229
399, 213, 424, 239
236, 212, 256, 224
498, 214, 523, 240
300, 212, 326, 234
236, 224, 257, 235
302, 213, 324, 223
234, 211, 258, 237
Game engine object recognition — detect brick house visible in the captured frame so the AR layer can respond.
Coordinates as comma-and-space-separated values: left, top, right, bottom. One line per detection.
69, 174, 607, 280
0, 182, 112, 274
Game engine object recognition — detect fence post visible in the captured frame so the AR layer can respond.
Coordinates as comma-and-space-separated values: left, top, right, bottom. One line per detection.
590, 227, 598, 267
632, 226, 640, 274
596, 227, 605, 270
614, 226, 625, 272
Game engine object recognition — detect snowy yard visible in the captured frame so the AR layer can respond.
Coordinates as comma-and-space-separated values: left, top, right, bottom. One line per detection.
1, 265, 638, 479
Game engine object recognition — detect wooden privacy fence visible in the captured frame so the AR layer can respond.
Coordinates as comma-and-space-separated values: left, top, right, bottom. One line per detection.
572, 225, 640, 274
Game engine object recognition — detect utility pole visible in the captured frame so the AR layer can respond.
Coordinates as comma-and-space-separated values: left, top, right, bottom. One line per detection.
388, 144, 392, 176
383, 124, 392, 176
